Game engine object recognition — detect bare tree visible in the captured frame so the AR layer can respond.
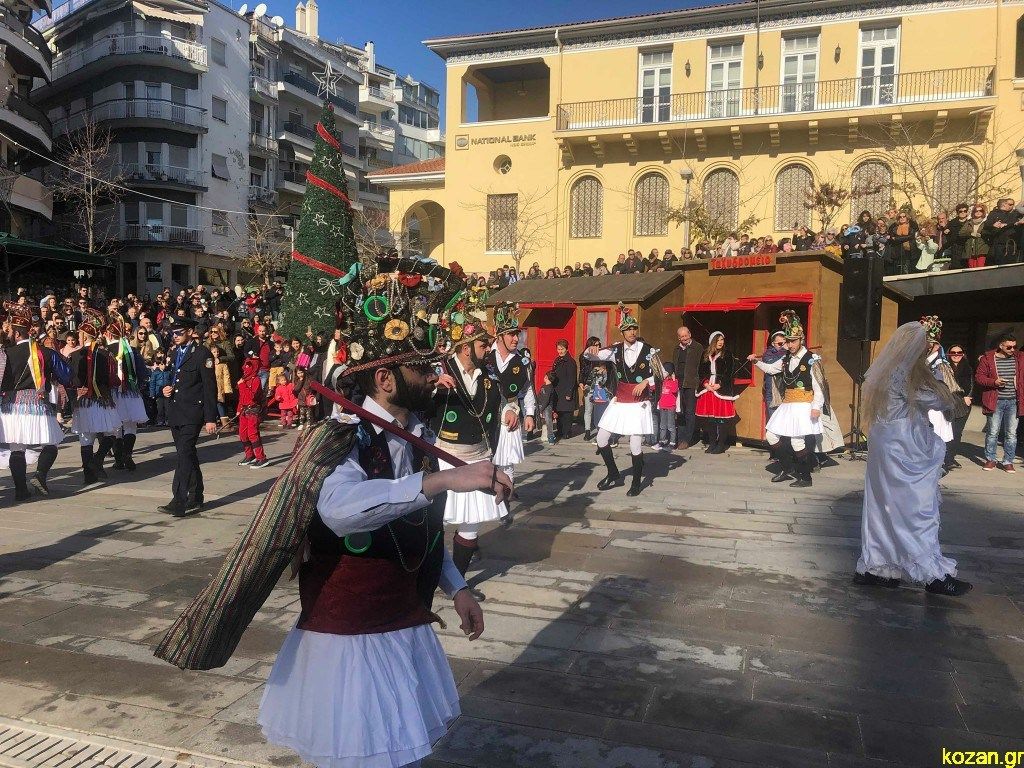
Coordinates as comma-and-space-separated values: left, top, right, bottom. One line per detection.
804, 173, 885, 233
226, 209, 291, 287
51, 112, 126, 254
668, 195, 761, 245
462, 186, 556, 274
352, 206, 404, 259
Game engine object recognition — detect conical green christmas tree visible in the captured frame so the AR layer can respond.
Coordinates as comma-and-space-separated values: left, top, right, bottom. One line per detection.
277, 101, 358, 340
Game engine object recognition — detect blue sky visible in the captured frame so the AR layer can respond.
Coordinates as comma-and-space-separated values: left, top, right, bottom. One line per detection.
314, 0, 711, 115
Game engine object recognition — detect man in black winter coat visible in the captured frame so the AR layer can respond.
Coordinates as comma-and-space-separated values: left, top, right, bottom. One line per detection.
984, 198, 1022, 266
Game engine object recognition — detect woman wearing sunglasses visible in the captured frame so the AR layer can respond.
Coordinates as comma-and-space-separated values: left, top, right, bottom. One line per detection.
944, 345, 974, 471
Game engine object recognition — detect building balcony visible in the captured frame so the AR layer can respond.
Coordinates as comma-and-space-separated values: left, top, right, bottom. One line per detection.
359, 84, 394, 112
50, 34, 207, 85
250, 17, 278, 46
119, 162, 206, 189
360, 120, 396, 145
7, 169, 53, 220
1, 92, 52, 152
53, 98, 208, 136
555, 67, 995, 141
249, 131, 279, 156
250, 72, 278, 103
248, 185, 279, 207
277, 168, 307, 195
0, 11, 52, 80
120, 223, 204, 248
393, 88, 439, 114
280, 119, 316, 150
280, 71, 359, 119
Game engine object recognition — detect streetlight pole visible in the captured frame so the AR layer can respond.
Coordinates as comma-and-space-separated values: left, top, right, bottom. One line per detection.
680, 167, 694, 250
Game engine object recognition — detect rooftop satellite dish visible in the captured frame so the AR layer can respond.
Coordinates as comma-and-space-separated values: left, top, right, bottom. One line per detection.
238, 3, 248, 13
253, 3, 267, 17
271, 14, 284, 26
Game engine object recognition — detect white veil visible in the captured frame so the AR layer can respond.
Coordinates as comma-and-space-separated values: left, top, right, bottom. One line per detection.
862, 321, 953, 425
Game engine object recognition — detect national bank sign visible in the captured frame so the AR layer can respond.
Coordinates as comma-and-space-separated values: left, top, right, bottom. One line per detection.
455, 133, 537, 150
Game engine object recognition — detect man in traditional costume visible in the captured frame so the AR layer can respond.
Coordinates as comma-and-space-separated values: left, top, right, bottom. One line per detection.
0, 303, 70, 500
748, 310, 825, 488
433, 290, 512, 590
585, 303, 662, 497
483, 301, 535, 485
853, 319, 971, 596
70, 308, 121, 485
103, 313, 149, 472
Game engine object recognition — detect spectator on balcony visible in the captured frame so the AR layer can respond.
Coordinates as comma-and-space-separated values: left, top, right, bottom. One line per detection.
594, 258, 610, 276
885, 212, 920, 275
960, 204, 989, 268
945, 203, 971, 267
527, 262, 543, 279
793, 226, 816, 251
915, 221, 939, 272
694, 242, 712, 259
983, 198, 1021, 266
758, 236, 779, 255
721, 233, 741, 258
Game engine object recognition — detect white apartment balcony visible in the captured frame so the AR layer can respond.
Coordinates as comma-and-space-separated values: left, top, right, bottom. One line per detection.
359, 120, 395, 146
280, 71, 359, 123
393, 88, 439, 114
250, 17, 278, 46
120, 223, 204, 248
1, 93, 52, 153
49, 34, 207, 86
249, 131, 279, 157
359, 84, 394, 113
119, 162, 206, 189
53, 98, 208, 136
248, 185, 278, 207
0, 10, 52, 81
279, 119, 316, 153
7, 170, 53, 220
250, 72, 278, 103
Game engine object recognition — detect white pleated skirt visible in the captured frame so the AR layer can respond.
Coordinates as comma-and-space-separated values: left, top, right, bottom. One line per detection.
258, 624, 460, 768
440, 455, 509, 524
765, 402, 823, 438
113, 391, 149, 424
0, 447, 40, 467
74, 402, 122, 435
597, 399, 653, 436
492, 424, 525, 466
0, 411, 63, 446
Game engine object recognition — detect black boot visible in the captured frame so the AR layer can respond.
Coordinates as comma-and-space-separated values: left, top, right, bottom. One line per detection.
9, 451, 31, 501
111, 437, 125, 470
596, 445, 621, 490
122, 434, 137, 471
81, 445, 98, 486
93, 436, 114, 479
452, 536, 485, 600
770, 445, 794, 483
925, 575, 973, 597
706, 420, 727, 454
32, 446, 58, 496
626, 453, 644, 497
790, 452, 813, 488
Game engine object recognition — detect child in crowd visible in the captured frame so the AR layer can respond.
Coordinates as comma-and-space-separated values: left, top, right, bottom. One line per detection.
658, 362, 679, 449
148, 353, 173, 427
590, 363, 611, 445
236, 358, 269, 468
537, 371, 558, 445
269, 372, 298, 428
292, 367, 314, 430
268, 337, 290, 386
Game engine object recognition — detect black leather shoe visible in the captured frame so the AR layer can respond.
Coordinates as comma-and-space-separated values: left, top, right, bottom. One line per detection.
157, 503, 183, 515
30, 476, 49, 496
853, 572, 900, 589
14, 490, 32, 502
172, 503, 202, 517
789, 478, 812, 488
948, 460, 962, 470
770, 472, 793, 483
925, 575, 973, 597
597, 473, 621, 490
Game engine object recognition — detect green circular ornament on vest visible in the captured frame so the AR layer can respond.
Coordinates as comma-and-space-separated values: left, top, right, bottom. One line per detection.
343, 532, 372, 554
485, 413, 492, 423
635, 375, 644, 383
364, 295, 389, 322
509, 383, 518, 393
444, 410, 458, 423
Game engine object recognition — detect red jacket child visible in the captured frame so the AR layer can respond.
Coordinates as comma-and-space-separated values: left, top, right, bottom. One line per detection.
237, 358, 267, 465
271, 380, 299, 411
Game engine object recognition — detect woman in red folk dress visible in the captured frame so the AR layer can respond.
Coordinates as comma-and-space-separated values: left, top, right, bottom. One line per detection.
695, 331, 738, 454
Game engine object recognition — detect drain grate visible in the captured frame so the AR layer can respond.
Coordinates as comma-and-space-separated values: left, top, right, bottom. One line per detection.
0, 718, 252, 768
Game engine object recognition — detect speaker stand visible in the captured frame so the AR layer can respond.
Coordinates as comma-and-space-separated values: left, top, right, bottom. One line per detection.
844, 340, 869, 461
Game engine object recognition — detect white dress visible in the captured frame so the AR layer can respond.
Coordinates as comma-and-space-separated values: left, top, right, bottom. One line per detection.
0, 342, 63, 446
587, 342, 654, 436
489, 347, 536, 471
757, 350, 825, 438
258, 402, 468, 768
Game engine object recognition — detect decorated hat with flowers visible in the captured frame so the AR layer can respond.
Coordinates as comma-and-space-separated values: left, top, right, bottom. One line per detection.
920, 315, 942, 342
492, 301, 522, 335
617, 302, 639, 332
440, 284, 491, 348
105, 311, 128, 339
79, 307, 107, 338
779, 309, 805, 340
3, 301, 34, 331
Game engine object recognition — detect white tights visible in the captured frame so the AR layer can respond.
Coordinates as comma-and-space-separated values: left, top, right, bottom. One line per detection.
457, 523, 481, 541
596, 429, 643, 456
78, 431, 112, 446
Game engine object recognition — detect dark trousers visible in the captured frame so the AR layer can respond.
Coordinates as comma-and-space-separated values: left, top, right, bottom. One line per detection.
677, 388, 697, 444
155, 397, 168, 424
946, 414, 969, 465
171, 422, 203, 507
556, 410, 574, 439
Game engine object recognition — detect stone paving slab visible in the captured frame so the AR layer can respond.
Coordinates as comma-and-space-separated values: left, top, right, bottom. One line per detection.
0, 424, 1022, 767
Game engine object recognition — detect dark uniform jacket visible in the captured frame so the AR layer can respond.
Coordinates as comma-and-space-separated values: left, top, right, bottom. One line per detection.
432, 356, 501, 448
484, 348, 533, 404
167, 342, 219, 427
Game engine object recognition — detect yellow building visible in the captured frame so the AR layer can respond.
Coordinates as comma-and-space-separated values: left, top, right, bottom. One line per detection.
370, 0, 1021, 274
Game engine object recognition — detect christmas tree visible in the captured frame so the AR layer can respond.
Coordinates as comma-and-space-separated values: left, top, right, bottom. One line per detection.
277, 94, 357, 340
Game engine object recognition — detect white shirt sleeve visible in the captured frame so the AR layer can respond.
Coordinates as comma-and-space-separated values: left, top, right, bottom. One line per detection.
584, 347, 615, 362
316, 453, 430, 536
755, 358, 784, 375
522, 379, 537, 416
438, 548, 468, 597
811, 362, 825, 412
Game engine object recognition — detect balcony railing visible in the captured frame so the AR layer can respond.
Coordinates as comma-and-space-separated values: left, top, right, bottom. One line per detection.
53, 98, 207, 134
120, 162, 205, 186
361, 84, 394, 103
281, 120, 315, 141
5, 92, 52, 135
361, 120, 396, 141
556, 66, 994, 131
248, 185, 278, 206
0, 11, 52, 68
250, 73, 278, 100
249, 132, 279, 154
396, 89, 438, 111
341, 141, 358, 156
279, 169, 308, 187
251, 18, 278, 45
122, 223, 203, 245
51, 34, 207, 81
281, 70, 358, 115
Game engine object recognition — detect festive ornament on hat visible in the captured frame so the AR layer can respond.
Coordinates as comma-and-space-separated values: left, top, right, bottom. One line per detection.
3, 301, 33, 331
617, 302, 639, 332
105, 311, 128, 339
493, 301, 522, 335
278, 99, 358, 340
79, 308, 106, 338
920, 315, 942, 342
440, 284, 491, 347
779, 309, 805, 340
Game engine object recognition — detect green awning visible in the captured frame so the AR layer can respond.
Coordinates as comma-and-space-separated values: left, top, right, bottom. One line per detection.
0, 233, 116, 270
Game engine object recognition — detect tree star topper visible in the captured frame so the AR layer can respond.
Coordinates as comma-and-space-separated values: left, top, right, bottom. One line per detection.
314, 61, 341, 100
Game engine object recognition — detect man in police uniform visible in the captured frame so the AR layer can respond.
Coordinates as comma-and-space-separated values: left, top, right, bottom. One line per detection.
158, 316, 218, 517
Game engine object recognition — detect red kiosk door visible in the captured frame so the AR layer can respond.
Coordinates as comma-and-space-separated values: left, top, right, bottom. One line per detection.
525, 306, 576, 393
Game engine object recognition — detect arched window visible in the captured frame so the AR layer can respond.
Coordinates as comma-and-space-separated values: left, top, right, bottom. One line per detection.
774, 164, 813, 230
850, 160, 893, 219
702, 168, 739, 232
633, 172, 669, 237
569, 176, 603, 238
933, 154, 979, 213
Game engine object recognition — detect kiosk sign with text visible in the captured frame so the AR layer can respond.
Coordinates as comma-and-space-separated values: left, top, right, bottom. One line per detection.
709, 254, 777, 272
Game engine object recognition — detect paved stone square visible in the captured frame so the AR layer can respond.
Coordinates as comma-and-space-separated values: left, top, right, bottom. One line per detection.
0, 420, 1022, 768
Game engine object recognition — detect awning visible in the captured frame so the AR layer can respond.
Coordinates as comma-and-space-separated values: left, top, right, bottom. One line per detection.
0, 233, 115, 271
664, 293, 814, 314
211, 154, 230, 180
133, 1, 203, 26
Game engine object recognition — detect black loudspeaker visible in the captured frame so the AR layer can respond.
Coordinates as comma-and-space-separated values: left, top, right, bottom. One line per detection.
839, 253, 883, 341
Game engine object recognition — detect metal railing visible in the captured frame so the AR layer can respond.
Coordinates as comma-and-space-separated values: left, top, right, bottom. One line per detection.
4, 92, 52, 135
361, 120, 396, 140
251, 18, 278, 45
361, 84, 394, 103
0, 11, 52, 68
281, 70, 358, 115
555, 66, 994, 130
279, 168, 308, 186
249, 132, 279, 154
250, 72, 277, 100
120, 162, 205, 186
363, 154, 390, 168
341, 141, 358, 156
51, 34, 206, 80
248, 185, 278, 206
281, 120, 315, 141
53, 98, 207, 134
396, 88, 438, 111
121, 223, 204, 245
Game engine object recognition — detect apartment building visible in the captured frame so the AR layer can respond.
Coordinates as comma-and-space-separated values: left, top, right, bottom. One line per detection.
0, 0, 53, 243
373, 0, 1018, 273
